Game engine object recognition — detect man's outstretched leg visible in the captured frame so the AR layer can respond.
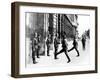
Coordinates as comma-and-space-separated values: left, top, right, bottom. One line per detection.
55, 49, 64, 59
64, 50, 71, 63
68, 47, 74, 52
75, 48, 80, 57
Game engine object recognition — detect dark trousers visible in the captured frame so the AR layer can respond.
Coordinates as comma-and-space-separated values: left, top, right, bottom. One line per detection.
68, 46, 79, 56
82, 41, 86, 50
32, 51, 36, 64
54, 47, 58, 59
56, 48, 70, 62
47, 46, 50, 56
36, 46, 40, 58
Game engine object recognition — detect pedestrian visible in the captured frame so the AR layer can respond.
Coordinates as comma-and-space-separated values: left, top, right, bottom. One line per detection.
81, 35, 86, 50
46, 34, 51, 56
55, 36, 70, 63
68, 37, 80, 57
54, 33, 59, 59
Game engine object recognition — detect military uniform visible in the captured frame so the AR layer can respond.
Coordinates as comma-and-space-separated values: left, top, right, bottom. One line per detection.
46, 37, 50, 56
56, 38, 70, 63
68, 38, 80, 57
54, 37, 59, 59
34, 37, 40, 58
31, 39, 37, 64
37, 35, 41, 58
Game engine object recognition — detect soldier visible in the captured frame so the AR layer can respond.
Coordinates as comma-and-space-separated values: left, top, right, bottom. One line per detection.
33, 32, 40, 58
36, 34, 41, 58
36, 33, 40, 58
31, 39, 37, 64
54, 33, 59, 59
46, 34, 51, 56
68, 37, 80, 57
55, 36, 70, 63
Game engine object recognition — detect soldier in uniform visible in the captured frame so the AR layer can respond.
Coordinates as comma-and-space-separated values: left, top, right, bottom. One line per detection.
34, 33, 40, 58
46, 34, 51, 56
31, 38, 37, 64
68, 37, 80, 57
36, 34, 41, 58
55, 35, 70, 63
32, 33, 40, 59
54, 33, 59, 59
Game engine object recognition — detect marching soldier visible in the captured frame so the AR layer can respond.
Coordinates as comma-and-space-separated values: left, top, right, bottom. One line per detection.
55, 36, 70, 63
68, 37, 80, 57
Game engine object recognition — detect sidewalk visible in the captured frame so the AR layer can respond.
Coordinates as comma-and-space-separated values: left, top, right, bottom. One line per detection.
26, 38, 90, 68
